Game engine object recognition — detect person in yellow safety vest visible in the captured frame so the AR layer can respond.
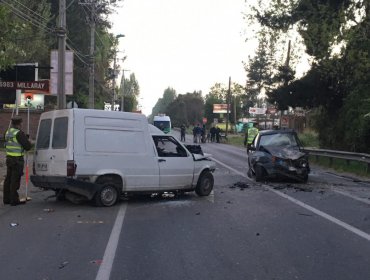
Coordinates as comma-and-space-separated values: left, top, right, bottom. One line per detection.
3, 116, 32, 206
243, 122, 259, 154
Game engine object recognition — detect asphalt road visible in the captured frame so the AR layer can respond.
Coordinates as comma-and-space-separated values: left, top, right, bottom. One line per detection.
1, 131, 370, 280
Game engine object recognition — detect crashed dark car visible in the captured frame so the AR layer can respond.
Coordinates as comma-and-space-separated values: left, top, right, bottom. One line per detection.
247, 129, 310, 182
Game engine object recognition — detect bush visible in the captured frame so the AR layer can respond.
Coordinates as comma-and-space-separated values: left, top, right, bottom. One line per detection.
299, 130, 319, 148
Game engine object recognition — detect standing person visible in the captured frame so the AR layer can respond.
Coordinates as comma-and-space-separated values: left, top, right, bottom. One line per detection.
192, 125, 197, 143
210, 126, 216, 142
244, 122, 259, 153
3, 116, 32, 206
215, 126, 221, 143
180, 124, 186, 142
196, 124, 202, 143
201, 124, 206, 143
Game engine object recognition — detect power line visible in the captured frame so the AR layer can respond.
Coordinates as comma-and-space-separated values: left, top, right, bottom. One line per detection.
11, 0, 51, 23
0, 0, 54, 34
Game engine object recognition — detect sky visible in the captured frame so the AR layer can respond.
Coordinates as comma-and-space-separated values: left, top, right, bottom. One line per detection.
110, 0, 253, 116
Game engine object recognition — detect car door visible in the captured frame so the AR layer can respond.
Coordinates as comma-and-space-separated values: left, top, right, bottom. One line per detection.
152, 135, 194, 189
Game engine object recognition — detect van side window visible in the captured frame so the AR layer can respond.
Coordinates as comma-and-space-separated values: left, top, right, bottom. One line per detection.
153, 136, 187, 157
52, 117, 68, 149
36, 119, 52, 149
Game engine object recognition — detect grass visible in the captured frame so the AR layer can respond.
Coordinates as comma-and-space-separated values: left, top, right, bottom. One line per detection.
309, 156, 370, 178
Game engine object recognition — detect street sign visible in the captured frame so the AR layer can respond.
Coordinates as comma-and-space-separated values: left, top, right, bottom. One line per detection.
249, 107, 266, 115
0, 80, 49, 91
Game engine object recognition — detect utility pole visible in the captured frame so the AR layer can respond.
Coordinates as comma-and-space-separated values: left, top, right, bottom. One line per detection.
279, 39, 291, 128
111, 34, 125, 110
121, 69, 125, 111
225, 76, 231, 137
112, 52, 117, 109
57, 0, 66, 109
79, 0, 96, 109
88, 4, 95, 109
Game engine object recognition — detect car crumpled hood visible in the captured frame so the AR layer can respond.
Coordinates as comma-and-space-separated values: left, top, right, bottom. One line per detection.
264, 146, 306, 160
193, 153, 212, 161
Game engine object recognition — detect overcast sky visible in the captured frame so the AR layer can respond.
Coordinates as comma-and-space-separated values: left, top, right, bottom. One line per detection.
110, 0, 253, 116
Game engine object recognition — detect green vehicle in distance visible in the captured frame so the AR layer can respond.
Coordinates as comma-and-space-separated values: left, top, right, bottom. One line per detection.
153, 115, 171, 134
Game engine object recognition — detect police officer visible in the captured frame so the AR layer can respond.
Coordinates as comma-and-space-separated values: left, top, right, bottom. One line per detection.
244, 122, 259, 154
3, 116, 32, 206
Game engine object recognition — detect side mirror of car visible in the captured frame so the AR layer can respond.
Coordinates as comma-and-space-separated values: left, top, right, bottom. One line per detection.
249, 145, 256, 151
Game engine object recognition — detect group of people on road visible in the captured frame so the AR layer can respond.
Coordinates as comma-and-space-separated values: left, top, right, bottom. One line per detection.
180, 122, 260, 150
179, 123, 224, 144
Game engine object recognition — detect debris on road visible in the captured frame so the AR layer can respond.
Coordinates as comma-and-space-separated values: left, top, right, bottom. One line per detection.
195, 212, 200, 215
298, 213, 313, 217
90, 260, 103, 265
43, 208, 55, 213
10, 223, 18, 227
229, 182, 250, 190
58, 261, 69, 269
273, 184, 313, 192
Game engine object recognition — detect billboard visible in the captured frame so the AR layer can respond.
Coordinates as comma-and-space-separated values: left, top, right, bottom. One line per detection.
213, 104, 230, 114
3, 92, 44, 110
50, 50, 74, 95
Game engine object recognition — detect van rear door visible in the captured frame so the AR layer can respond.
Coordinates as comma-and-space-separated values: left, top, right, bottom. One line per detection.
34, 110, 73, 176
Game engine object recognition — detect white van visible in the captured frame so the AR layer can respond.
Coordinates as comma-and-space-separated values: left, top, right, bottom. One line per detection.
31, 109, 216, 206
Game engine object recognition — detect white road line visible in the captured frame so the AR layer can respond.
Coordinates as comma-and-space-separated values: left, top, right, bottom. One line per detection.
333, 189, 370, 206
96, 204, 127, 280
212, 157, 370, 242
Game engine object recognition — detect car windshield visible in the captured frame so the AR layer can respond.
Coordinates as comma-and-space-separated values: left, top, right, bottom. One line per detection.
259, 132, 299, 147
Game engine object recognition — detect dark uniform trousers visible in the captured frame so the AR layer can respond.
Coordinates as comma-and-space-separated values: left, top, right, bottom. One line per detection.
3, 156, 24, 204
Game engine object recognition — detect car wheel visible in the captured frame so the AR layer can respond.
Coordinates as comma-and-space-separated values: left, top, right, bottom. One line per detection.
300, 174, 308, 183
247, 168, 252, 178
94, 182, 119, 207
255, 165, 266, 182
195, 171, 214, 196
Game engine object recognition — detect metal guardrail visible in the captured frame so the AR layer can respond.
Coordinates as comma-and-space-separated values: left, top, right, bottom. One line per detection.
304, 148, 370, 172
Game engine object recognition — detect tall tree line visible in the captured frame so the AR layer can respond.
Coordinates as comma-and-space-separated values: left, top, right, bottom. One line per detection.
246, 0, 370, 152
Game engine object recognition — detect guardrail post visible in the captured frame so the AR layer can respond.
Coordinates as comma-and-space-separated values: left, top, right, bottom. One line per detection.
346, 159, 350, 166
329, 157, 333, 167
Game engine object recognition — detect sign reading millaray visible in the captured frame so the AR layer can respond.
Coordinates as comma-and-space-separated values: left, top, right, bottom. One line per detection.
0, 80, 49, 91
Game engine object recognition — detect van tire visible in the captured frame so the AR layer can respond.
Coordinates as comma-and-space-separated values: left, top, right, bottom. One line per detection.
94, 183, 119, 207
195, 171, 214, 196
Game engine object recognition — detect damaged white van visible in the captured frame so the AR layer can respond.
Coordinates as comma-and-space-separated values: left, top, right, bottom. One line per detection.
30, 109, 216, 206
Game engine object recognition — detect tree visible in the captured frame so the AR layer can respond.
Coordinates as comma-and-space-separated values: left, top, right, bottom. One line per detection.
119, 72, 140, 112
249, 0, 370, 152
164, 91, 204, 127
0, 0, 52, 69
150, 87, 177, 122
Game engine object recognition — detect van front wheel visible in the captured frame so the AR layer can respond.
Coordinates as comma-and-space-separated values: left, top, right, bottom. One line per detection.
195, 171, 214, 196
94, 184, 118, 207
